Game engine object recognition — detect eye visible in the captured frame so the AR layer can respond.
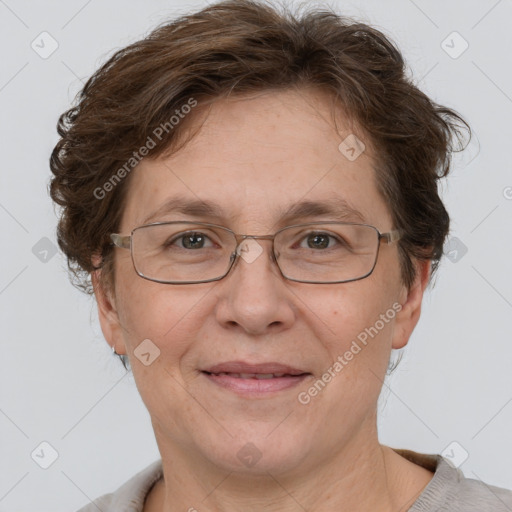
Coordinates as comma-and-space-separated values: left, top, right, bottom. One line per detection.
167, 231, 215, 250
300, 232, 344, 250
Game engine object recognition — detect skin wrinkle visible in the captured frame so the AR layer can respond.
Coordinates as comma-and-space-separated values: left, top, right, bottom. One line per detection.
94, 89, 434, 512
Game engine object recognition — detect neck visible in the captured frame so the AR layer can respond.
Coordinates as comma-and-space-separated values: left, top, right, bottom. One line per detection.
145, 417, 431, 512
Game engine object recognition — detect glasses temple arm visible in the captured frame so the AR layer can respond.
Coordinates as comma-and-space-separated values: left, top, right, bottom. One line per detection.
381, 230, 401, 244
110, 233, 131, 249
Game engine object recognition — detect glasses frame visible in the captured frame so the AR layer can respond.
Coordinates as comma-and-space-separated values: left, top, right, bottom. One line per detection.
110, 220, 401, 285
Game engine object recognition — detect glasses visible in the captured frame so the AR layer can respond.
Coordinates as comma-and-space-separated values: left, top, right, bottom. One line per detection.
110, 221, 401, 285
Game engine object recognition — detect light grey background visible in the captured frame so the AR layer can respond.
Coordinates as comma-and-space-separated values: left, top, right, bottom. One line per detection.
1, 0, 511, 510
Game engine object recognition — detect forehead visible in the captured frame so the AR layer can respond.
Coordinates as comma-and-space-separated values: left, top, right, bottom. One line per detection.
120, 89, 392, 232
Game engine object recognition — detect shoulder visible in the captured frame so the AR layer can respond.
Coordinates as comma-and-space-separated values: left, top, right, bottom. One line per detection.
436, 463, 512, 511
395, 449, 512, 511
75, 460, 163, 512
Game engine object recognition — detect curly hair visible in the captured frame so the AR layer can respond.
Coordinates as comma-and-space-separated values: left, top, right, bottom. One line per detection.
49, 0, 470, 297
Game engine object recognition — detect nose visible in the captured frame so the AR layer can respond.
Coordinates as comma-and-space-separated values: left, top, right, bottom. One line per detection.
214, 238, 296, 336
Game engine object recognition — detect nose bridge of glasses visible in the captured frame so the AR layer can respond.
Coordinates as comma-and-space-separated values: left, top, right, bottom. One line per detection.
232, 234, 279, 266
235, 233, 275, 241
233, 233, 275, 251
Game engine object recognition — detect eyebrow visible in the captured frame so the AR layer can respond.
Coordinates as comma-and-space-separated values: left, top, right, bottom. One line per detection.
140, 195, 366, 226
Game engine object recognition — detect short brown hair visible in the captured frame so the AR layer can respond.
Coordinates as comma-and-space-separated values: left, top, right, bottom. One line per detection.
49, 0, 470, 295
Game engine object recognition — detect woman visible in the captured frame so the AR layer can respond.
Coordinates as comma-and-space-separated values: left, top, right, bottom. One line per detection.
50, 1, 512, 510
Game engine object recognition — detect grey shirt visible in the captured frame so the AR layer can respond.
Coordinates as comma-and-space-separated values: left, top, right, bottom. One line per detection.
76, 449, 512, 511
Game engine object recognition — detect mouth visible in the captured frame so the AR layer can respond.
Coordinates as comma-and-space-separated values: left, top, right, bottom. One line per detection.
200, 361, 312, 396
203, 371, 307, 379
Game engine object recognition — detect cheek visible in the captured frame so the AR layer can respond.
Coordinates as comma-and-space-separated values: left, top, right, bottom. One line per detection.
115, 273, 208, 365
307, 288, 397, 382
310, 279, 396, 344
115, 280, 210, 423
300, 277, 400, 391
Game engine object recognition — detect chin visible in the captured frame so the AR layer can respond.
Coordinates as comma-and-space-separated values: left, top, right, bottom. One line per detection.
198, 429, 312, 475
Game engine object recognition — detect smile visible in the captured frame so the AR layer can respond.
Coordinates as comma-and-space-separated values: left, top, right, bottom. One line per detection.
201, 371, 311, 395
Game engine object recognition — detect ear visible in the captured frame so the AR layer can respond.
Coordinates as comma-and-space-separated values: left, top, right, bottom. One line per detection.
392, 259, 431, 350
91, 265, 127, 355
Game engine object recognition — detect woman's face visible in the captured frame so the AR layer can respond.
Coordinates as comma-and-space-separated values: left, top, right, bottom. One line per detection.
96, 89, 427, 475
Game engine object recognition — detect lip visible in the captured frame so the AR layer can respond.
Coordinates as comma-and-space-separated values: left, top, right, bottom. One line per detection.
201, 361, 311, 397
203, 361, 307, 375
